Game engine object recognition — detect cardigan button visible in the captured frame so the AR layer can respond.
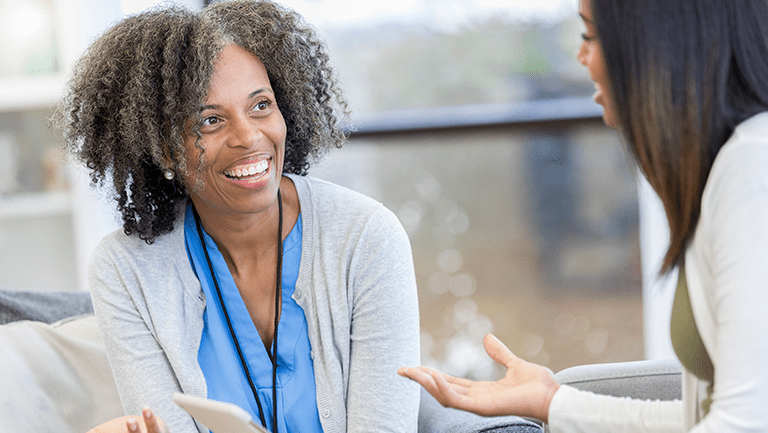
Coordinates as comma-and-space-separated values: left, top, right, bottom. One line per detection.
322, 410, 331, 418
310, 350, 314, 360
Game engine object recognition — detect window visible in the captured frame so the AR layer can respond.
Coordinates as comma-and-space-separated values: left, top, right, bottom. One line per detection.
280, 0, 645, 375
2, 0, 650, 374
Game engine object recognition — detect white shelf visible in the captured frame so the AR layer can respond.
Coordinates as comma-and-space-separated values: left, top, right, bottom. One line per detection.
0, 190, 71, 219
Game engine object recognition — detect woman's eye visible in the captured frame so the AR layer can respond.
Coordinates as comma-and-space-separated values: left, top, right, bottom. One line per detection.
581, 33, 595, 42
253, 100, 271, 112
201, 116, 219, 126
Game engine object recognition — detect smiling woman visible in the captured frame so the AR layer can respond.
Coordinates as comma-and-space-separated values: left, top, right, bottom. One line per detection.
52, 2, 420, 433
575, 0, 617, 128
181, 45, 289, 225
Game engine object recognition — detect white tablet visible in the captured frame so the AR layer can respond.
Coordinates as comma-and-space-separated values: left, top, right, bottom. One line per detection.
172, 392, 269, 433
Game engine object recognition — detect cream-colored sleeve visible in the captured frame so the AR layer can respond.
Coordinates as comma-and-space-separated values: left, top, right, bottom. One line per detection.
547, 385, 684, 433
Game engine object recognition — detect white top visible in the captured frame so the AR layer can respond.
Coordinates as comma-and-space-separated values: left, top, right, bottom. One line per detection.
548, 112, 768, 433
89, 174, 421, 433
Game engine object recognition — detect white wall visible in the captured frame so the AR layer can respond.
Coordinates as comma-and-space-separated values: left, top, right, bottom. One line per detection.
121, 0, 201, 15
637, 174, 678, 360
59, 0, 203, 291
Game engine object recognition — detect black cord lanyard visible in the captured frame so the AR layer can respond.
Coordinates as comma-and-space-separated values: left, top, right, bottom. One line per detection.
193, 191, 283, 433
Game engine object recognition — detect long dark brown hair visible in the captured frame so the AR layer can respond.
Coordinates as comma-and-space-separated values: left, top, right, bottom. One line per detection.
592, 0, 768, 272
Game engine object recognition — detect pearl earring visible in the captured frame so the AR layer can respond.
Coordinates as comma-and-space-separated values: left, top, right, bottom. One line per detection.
164, 169, 174, 180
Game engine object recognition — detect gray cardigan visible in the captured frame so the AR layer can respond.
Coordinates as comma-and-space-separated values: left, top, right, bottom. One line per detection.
89, 174, 421, 433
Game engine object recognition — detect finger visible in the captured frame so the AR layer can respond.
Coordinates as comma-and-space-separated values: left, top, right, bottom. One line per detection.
414, 368, 470, 398
417, 367, 475, 391
400, 366, 439, 392
143, 407, 166, 433
125, 417, 141, 433
431, 369, 478, 411
401, 366, 474, 399
440, 371, 476, 389
483, 333, 518, 368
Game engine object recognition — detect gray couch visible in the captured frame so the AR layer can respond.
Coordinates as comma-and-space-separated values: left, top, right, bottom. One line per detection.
0, 288, 681, 433
544, 358, 681, 432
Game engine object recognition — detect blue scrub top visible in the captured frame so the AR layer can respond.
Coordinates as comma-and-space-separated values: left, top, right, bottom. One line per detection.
184, 204, 323, 433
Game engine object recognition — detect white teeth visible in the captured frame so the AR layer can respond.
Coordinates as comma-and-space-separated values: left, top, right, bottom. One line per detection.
225, 159, 269, 178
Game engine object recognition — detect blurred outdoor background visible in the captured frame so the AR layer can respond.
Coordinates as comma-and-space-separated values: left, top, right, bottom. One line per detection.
0, 0, 675, 378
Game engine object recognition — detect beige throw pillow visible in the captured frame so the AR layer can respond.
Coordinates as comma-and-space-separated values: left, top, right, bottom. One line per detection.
0, 314, 123, 432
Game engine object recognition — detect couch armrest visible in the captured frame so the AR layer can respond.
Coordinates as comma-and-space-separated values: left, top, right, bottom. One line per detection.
543, 359, 682, 433
418, 388, 543, 433
553, 358, 682, 401
0, 289, 93, 325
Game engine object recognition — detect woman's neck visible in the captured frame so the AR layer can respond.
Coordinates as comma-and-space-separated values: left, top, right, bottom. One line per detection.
192, 178, 300, 277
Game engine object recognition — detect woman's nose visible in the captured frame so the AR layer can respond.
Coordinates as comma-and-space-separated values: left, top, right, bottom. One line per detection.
576, 42, 588, 66
228, 116, 261, 148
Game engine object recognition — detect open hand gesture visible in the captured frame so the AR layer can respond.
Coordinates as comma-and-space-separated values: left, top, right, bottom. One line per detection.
398, 333, 560, 423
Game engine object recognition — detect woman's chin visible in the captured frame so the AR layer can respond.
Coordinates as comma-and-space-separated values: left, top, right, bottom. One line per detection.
594, 93, 620, 128
602, 112, 621, 129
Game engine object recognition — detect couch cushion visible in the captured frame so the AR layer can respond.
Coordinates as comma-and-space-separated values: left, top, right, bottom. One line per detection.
0, 289, 93, 325
0, 314, 123, 433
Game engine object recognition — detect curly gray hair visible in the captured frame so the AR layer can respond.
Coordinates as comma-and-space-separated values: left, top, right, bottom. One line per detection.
54, 0, 349, 243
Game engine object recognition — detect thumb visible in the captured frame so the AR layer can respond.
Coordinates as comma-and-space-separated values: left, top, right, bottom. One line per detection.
483, 333, 517, 368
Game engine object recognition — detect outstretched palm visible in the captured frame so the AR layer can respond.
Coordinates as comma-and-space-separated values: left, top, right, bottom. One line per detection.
398, 333, 560, 423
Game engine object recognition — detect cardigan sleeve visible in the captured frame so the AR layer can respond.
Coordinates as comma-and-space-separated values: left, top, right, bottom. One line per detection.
344, 206, 421, 432
89, 232, 206, 433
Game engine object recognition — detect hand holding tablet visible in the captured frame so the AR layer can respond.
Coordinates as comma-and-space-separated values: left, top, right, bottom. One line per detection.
173, 393, 269, 433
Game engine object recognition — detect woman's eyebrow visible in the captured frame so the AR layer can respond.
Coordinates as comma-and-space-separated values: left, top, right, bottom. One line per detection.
249, 87, 274, 99
200, 88, 275, 111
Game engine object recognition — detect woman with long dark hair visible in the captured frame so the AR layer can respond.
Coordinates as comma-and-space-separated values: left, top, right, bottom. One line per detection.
400, 0, 768, 431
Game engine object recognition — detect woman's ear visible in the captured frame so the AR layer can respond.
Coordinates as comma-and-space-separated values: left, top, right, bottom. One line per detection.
161, 148, 176, 180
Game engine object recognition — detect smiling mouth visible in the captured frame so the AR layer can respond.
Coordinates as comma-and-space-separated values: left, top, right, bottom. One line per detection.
224, 158, 270, 180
